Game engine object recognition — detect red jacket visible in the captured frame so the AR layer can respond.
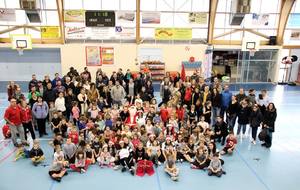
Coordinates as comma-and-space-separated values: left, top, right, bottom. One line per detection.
4, 106, 22, 126
160, 109, 169, 123
20, 106, 32, 123
176, 108, 184, 121
68, 131, 79, 144
184, 87, 192, 102
2, 124, 11, 138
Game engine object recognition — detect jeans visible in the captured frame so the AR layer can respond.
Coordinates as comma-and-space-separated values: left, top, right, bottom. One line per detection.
227, 114, 237, 132
251, 126, 259, 140
266, 129, 273, 147
36, 118, 47, 137
22, 121, 36, 140
237, 124, 247, 135
212, 107, 221, 125
8, 124, 26, 144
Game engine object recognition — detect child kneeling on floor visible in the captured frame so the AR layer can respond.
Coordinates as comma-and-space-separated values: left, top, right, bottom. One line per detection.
29, 140, 45, 166
207, 153, 226, 177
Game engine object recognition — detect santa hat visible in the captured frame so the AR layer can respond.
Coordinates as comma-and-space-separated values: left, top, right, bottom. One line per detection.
119, 140, 124, 144
103, 144, 108, 148
166, 136, 172, 141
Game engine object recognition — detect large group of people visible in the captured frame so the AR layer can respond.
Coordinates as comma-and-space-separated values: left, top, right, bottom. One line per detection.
4, 66, 277, 182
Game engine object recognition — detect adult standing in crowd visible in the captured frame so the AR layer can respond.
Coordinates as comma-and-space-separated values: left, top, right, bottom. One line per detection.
111, 81, 126, 106
43, 83, 57, 105
32, 96, 49, 137
4, 98, 27, 146
221, 85, 232, 117
7, 81, 19, 101
262, 103, 277, 148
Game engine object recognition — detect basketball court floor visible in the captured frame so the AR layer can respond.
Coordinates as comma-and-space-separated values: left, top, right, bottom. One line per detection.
0, 85, 300, 190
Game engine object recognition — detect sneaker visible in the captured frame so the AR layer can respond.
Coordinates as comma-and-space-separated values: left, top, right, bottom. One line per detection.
64, 172, 68, 176
121, 167, 126, 172
158, 161, 161, 166
171, 176, 178, 181
251, 140, 256, 145
261, 143, 266, 147
80, 169, 86, 173
222, 171, 226, 175
113, 165, 120, 170
129, 169, 135, 176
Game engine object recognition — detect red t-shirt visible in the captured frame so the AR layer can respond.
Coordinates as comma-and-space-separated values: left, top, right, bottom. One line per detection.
4, 106, 22, 126
176, 108, 184, 121
20, 106, 32, 123
68, 131, 79, 144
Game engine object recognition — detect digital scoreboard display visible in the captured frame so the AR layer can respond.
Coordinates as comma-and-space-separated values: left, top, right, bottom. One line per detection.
85, 11, 115, 27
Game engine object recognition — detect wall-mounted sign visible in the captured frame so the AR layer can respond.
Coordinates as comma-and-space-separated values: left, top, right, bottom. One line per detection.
65, 27, 86, 39
101, 47, 114, 64
142, 12, 160, 24
85, 11, 115, 27
0, 9, 16, 21
86, 46, 101, 66
188, 13, 207, 24
64, 10, 85, 22
41, 26, 60, 39
155, 28, 192, 40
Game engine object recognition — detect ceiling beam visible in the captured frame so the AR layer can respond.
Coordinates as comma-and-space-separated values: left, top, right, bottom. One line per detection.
214, 28, 270, 40
212, 39, 269, 45
136, 0, 141, 44
0, 38, 62, 44
207, 0, 218, 44
0, 25, 40, 35
56, 0, 65, 44
277, 0, 296, 45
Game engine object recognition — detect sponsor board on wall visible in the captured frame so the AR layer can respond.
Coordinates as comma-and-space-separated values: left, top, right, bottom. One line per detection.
65, 26, 86, 39
115, 26, 135, 39
142, 12, 160, 24
116, 11, 135, 24
41, 26, 60, 39
252, 13, 269, 26
85, 27, 115, 39
64, 10, 85, 22
290, 30, 300, 40
155, 28, 192, 40
188, 13, 208, 24
0, 9, 16, 21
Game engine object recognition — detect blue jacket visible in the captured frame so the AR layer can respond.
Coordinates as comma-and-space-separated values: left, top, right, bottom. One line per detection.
221, 90, 232, 108
32, 102, 49, 119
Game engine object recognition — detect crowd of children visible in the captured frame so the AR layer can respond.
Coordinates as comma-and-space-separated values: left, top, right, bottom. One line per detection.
4, 67, 277, 182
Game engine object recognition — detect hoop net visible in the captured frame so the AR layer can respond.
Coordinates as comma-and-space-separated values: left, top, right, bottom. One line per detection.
17, 48, 24, 55
249, 49, 256, 57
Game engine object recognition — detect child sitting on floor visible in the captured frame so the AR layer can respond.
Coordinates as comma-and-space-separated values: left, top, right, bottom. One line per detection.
70, 150, 90, 174
14, 142, 30, 162
220, 132, 237, 155
97, 144, 115, 167
164, 147, 179, 181
29, 140, 45, 166
48, 155, 68, 182
207, 153, 226, 177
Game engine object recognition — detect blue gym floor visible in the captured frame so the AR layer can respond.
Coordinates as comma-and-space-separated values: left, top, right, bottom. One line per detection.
0, 84, 300, 190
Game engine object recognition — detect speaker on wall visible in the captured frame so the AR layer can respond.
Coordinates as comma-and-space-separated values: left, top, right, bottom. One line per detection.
269, 36, 277, 45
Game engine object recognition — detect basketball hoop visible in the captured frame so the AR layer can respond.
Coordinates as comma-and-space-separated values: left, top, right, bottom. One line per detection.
249, 48, 256, 57
17, 47, 24, 56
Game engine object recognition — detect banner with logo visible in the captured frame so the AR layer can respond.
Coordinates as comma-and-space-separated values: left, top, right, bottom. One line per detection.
0, 9, 16, 21
188, 13, 207, 24
65, 27, 86, 39
85, 27, 115, 39
116, 11, 135, 24
64, 10, 85, 22
101, 47, 114, 64
155, 28, 192, 40
290, 30, 300, 40
86, 46, 101, 66
142, 12, 160, 24
115, 26, 135, 39
252, 13, 269, 26
41, 26, 60, 39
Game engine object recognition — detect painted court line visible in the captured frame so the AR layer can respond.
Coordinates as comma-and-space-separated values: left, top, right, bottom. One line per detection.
0, 147, 17, 165
155, 168, 163, 190
236, 149, 271, 190
0, 142, 10, 152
